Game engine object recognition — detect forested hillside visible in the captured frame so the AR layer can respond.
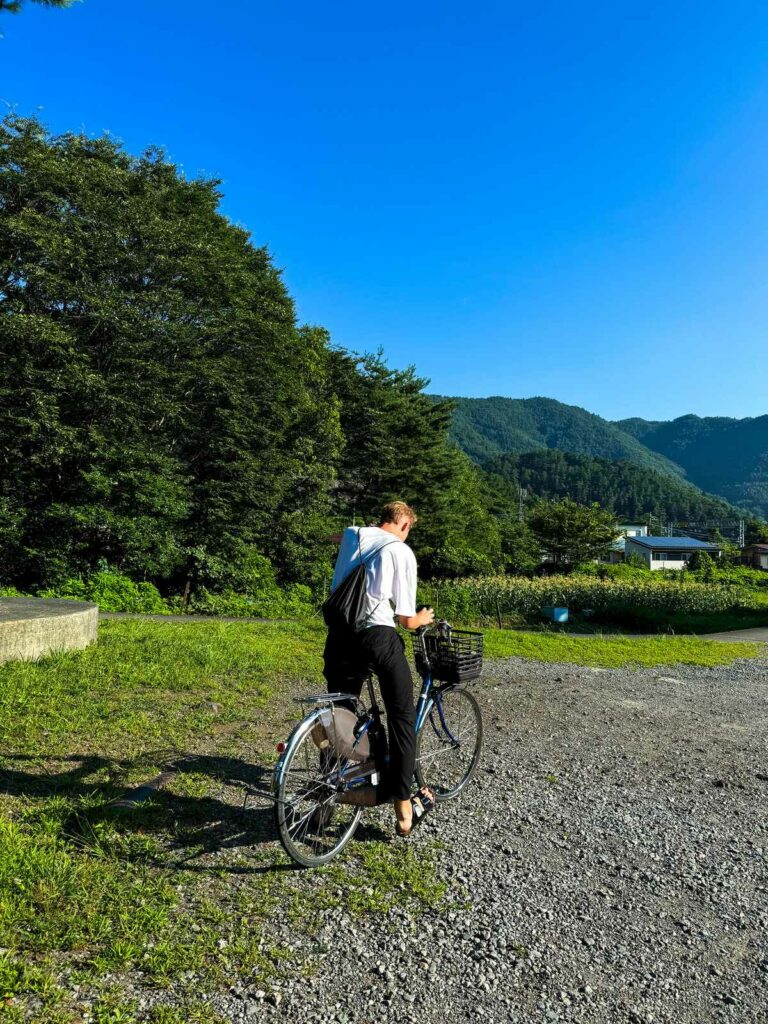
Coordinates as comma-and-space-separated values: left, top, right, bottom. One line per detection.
443, 395, 768, 521
443, 396, 683, 477
484, 450, 739, 524
617, 415, 768, 518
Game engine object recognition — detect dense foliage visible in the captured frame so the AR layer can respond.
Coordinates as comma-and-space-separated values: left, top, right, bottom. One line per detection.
0, 116, 503, 598
618, 414, 768, 519
486, 450, 739, 523
0, 0, 71, 13
443, 395, 683, 476
526, 496, 618, 566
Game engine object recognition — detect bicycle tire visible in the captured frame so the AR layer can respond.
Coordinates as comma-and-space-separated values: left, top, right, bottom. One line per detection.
415, 686, 483, 801
273, 710, 364, 868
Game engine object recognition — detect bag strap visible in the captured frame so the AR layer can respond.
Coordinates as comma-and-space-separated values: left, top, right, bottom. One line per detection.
355, 533, 400, 629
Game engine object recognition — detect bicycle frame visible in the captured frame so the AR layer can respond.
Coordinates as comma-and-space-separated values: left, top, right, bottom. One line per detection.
349, 669, 461, 771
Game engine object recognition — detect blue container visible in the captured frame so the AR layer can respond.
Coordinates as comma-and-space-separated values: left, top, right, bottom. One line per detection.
542, 606, 569, 623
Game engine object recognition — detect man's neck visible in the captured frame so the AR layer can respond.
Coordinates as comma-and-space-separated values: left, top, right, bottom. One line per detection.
377, 522, 403, 540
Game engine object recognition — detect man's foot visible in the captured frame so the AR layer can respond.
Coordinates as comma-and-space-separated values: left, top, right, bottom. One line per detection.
394, 787, 435, 836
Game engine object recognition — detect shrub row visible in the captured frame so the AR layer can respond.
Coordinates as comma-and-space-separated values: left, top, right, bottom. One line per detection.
3, 569, 315, 618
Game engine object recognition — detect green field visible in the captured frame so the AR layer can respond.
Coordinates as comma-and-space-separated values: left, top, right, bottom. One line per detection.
0, 620, 761, 1022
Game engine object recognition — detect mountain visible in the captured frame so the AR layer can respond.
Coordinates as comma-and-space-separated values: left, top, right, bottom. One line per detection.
440, 395, 767, 522
485, 450, 739, 524
616, 414, 768, 518
443, 396, 684, 477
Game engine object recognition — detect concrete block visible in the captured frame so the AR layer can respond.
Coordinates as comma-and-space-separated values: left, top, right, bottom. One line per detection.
0, 598, 98, 664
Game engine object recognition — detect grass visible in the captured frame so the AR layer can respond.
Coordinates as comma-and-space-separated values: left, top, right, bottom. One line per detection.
481, 627, 761, 667
0, 618, 324, 759
0, 619, 453, 1021
0, 616, 762, 1020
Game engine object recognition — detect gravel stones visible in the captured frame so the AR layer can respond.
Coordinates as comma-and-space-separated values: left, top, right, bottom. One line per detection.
240, 653, 768, 1024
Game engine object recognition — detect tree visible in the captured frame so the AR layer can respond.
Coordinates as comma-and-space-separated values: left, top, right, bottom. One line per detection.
0, 115, 338, 591
498, 519, 541, 574
526, 498, 619, 567
0, 0, 73, 13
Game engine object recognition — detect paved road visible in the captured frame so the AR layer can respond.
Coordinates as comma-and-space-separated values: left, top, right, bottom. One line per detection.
692, 626, 768, 643
98, 611, 278, 623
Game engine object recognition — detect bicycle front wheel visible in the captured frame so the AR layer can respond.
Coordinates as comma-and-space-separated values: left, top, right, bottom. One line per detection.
415, 686, 483, 801
273, 711, 363, 868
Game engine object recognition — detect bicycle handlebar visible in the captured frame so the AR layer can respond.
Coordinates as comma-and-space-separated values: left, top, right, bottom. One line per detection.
415, 617, 451, 638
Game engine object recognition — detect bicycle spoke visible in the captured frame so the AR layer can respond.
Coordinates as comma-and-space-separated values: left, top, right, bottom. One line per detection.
274, 711, 365, 866
415, 688, 483, 800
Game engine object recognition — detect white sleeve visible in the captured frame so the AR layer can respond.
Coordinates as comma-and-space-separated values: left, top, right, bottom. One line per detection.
392, 547, 417, 617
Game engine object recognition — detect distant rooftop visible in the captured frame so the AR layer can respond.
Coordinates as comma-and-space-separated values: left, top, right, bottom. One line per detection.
627, 536, 721, 550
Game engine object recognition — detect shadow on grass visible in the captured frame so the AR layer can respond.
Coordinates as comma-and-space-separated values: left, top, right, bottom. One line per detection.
0, 751, 391, 872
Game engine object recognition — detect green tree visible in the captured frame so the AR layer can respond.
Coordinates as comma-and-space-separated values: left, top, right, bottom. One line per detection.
0, 0, 72, 13
498, 519, 541, 574
526, 497, 619, 567
0, 115, 338, 591
688, 550, 715, 580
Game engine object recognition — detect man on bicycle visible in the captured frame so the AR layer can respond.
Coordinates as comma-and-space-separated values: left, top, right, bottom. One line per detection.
324, 501, 435, 836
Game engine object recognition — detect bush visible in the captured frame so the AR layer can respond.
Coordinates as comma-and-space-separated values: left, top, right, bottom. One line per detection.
186, 583, 314, 619
38, 570, 170, 614
420, 544, 495, 580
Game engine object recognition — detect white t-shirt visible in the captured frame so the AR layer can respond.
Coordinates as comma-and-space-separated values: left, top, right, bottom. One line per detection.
330, 526, 418, 629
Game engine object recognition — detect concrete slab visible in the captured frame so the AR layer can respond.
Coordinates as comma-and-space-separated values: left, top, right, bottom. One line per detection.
0, 597, 98, 664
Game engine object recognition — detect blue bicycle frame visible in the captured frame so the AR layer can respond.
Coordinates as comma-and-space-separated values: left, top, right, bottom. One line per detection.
341, 668, 459, 787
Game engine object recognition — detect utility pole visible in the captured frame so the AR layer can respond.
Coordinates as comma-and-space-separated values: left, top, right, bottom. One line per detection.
739, 518, 745, 549
518, 487, 527, 522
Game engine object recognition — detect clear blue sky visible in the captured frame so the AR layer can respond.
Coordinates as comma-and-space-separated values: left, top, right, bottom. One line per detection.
3, 1, 768, 421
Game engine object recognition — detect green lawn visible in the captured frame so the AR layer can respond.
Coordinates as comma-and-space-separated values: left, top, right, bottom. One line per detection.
1, 618, 758, 759
481, 627, 761, 667
0, 619, 762, 1022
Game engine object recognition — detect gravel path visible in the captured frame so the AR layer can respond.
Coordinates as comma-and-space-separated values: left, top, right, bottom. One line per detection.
198, 653, 768, 1024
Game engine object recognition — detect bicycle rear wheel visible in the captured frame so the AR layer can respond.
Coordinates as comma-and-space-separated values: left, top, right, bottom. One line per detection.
415, 686, 483, 801
273, 711, 364, 867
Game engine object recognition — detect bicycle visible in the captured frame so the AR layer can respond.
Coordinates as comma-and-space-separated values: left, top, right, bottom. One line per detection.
272, 620, 484, 867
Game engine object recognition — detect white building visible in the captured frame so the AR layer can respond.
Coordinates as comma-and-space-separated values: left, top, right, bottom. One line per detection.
607, 524, 649, 563
624, 535, 721, 570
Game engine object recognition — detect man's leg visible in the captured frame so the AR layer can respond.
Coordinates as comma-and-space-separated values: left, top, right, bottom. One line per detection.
320, 626, 378, 808
323, 626, 367, 702
360, 627, 418, 826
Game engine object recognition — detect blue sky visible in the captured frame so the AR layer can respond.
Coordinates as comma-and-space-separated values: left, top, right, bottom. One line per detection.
3, 1, 768, 420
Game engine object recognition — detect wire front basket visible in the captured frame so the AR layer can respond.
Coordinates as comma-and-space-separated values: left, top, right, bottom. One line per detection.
412, 628, 484, 684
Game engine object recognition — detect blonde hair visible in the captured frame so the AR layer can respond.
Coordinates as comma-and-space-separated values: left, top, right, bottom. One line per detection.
379, 501, 417, 526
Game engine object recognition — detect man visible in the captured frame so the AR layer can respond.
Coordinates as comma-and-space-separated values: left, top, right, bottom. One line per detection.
323, 500, 435, 836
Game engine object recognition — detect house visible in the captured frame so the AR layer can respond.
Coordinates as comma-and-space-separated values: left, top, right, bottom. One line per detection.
742, 544, 768, 570
606, 524, 649, 563
624, 535, 721, 570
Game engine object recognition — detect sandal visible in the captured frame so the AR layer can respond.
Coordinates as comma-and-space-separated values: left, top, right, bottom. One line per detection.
395, 787, 435, 837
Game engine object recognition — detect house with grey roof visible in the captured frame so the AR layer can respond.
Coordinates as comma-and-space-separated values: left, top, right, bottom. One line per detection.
742, 543, 768, 570
624, 535, 721, 570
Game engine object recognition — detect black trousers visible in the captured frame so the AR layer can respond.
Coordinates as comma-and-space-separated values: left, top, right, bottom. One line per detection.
323, 625, 416, 802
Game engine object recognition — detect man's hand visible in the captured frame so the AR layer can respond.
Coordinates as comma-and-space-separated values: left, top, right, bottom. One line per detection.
398, 606, 435, 630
